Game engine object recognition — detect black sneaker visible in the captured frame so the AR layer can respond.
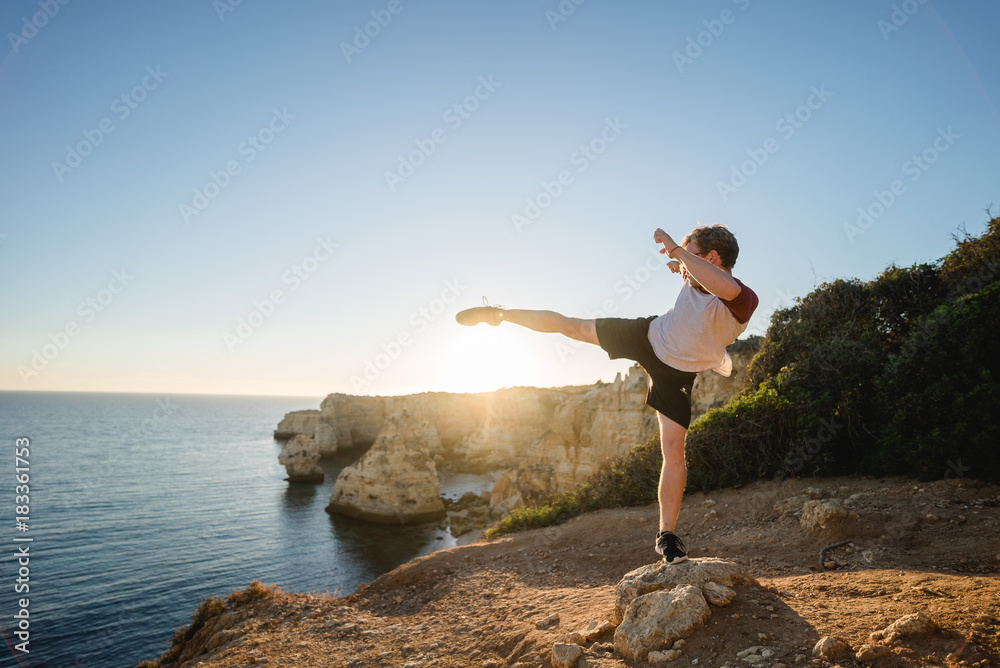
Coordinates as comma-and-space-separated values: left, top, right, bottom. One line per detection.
455, 297, 504, 326
655, 531, 688, 565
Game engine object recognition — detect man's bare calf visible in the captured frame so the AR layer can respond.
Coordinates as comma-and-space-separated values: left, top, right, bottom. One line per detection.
500, 309, 599, 346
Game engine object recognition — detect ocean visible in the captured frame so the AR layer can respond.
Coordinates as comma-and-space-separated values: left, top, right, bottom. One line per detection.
0, 392, 493, 668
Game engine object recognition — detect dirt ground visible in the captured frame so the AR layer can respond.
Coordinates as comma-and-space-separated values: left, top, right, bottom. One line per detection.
147, 475, 1000, 668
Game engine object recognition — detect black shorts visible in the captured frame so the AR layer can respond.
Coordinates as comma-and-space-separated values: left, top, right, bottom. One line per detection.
595, 316, 697, 429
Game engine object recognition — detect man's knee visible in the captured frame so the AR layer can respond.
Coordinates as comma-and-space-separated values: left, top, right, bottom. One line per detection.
661, 436, 685, 459
657, 414, 687, 457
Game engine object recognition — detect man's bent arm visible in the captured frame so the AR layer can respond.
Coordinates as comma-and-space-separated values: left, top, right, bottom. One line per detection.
669, 248, 741, 301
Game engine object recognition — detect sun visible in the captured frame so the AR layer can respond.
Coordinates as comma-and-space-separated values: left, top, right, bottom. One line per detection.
429, 326, 552, 394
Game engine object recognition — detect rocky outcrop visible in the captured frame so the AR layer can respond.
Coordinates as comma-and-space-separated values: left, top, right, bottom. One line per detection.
277, 435, 324, 483
614, 584, 711, 661
327, 411, 446, 524
812, 636, 852, 660
614, 557, 759, 623
612, 558, 759, 661
482, 366, 659, 512
274, 410, 319, 441
800, 498, 858, 531
869, 611, 938, 644
490, 464, 560, 515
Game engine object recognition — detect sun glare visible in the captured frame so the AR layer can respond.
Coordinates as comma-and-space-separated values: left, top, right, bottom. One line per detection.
431, 327, 552, 394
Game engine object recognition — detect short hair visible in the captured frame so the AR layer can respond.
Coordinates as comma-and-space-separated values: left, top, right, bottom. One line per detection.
682, 223, 740, 269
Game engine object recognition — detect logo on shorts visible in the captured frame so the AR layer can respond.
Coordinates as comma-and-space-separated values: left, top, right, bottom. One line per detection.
680, 386, 689, 395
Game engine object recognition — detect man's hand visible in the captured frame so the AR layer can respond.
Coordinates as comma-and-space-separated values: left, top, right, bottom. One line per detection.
653, 228, 677, 250
667, 260, 682, 273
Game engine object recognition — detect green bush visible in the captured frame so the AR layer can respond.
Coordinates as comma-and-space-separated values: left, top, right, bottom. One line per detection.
872, 282, 1000, 480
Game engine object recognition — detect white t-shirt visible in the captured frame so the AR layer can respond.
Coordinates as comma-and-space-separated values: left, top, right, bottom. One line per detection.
646, 278, 758, 376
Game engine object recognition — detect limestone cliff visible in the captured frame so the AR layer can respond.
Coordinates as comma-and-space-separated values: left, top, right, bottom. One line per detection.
327, 410, 446, 524
274, 410, 319, 441
281, 339, 756, 517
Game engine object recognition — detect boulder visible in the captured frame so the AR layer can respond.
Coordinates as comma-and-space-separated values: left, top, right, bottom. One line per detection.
277, 435, 324, 483
856, 643, 891, 662
869, 611, 938, 644
614, 558, 758, 623
701, 581, 737, 607
326, 411, 445, 524
812, 636, 851, 660
800, 499, 858, 530
570, 619, 614, 644
613, 584, 711, 661
550, 643, 582, 668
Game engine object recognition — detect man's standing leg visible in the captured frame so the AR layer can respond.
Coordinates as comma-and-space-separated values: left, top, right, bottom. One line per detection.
656, 412, 687, 532
655, 411, 689, 564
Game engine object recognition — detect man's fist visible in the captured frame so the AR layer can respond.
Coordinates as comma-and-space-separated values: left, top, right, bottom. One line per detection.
653, 228, 674, 246
666, 260, 681, 273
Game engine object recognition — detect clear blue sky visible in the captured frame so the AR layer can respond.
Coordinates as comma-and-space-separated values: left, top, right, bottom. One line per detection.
1, 0, 998, 397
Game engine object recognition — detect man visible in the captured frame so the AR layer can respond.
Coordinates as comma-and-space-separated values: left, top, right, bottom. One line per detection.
455, 224, 758, 564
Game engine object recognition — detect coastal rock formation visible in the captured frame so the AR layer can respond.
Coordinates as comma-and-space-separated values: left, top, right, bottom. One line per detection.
273, 410, 319, 441
277, 435, 324, 483
279, 340, 755, 516
486, 366, 658, 511
490, 464, 559, 515
327, 410, 446, 524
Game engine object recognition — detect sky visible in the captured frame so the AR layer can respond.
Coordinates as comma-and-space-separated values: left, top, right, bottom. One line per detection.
1, 0, 998, 399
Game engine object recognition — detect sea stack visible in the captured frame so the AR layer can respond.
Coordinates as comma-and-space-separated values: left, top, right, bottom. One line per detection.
327, 410, 446, 524
277, 435, 324, 483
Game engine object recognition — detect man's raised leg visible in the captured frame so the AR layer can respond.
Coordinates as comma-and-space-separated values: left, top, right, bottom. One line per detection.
500, 309, 599, 345
456, 302, 598, 346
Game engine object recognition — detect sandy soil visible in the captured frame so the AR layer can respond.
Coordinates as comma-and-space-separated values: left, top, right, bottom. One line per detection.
145, 475, 1000, 668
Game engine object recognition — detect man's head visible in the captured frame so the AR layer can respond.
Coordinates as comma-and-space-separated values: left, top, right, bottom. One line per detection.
681, 224, 740, 270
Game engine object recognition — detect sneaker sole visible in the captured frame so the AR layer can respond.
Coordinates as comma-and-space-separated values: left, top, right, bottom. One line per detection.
664, 555, 689, 565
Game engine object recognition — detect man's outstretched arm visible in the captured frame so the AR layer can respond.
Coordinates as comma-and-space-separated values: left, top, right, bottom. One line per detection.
653, 228, 741, 301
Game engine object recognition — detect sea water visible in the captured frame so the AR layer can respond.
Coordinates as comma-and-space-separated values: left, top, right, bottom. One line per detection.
0, 392, 492, 667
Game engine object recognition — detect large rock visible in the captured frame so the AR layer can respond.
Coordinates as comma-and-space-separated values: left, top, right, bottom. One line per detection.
613, 584, 711, 661
327, 410, 446, 524
274, 410, 319, 441
869, 611, 938, 644
550, 643, 583, 668
614, 558, 758, 623
277, 435, 324, 483
800, 499, 858, 531
856, 643, 891, 662
812, 636, 852, 660
702, 581, 737, 607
